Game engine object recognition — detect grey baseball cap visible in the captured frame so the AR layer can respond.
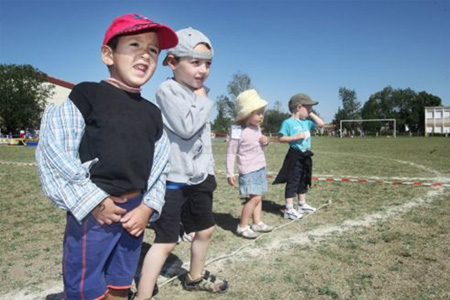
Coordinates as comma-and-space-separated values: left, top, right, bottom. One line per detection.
162, 27, 214, 65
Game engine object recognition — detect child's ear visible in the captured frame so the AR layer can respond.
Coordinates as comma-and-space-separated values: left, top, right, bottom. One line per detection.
101, 45, 114, 66
166, 55, 178, 70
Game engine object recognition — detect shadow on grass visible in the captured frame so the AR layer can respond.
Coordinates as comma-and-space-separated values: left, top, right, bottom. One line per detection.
214, 199, 284, 232
214, 212, 239, 232
262, 198, 284, 216
45, 292, 63, 300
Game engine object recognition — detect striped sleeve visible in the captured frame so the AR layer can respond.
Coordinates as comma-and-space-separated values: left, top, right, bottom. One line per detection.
35, 99, 108, 223
142, 131, 170, 222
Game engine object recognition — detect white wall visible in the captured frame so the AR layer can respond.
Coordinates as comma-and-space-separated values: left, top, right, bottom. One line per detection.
43, 82, 71, 106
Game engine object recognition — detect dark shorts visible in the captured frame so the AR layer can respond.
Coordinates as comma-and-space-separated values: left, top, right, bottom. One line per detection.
153, 175, 217, 243
62, 195, 144, 300
285, 158, 309, 198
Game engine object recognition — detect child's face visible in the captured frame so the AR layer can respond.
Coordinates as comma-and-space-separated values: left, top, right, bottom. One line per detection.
247, 107, 265, 126
169, 43, 212, 90
103, 32, 160, 91
297, 104, 312, 119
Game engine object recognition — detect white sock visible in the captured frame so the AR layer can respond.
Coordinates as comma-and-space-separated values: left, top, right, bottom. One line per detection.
286, 203, 294, 210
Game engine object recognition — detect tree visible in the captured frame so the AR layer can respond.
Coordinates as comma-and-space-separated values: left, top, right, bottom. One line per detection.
410, 91, 441, 134
332, 87, 361, 131
227, 71, 253, 98
361, 86, 441, 135
0, 64, 54, 134
263, 108, 290, 136
212, 95, 235, 133
212, 71, 253, 133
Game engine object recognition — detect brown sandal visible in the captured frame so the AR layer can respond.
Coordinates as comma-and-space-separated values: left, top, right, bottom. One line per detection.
184, 270, 229, 293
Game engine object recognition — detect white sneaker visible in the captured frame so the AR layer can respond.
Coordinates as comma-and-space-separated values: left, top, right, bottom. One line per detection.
298, 203, 317, 213
284, 208, 303, 220
236, 226, 259, 239
251, 222, 274, 233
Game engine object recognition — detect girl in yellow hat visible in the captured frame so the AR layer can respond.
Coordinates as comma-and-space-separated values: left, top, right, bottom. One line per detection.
226, 89, 274, 239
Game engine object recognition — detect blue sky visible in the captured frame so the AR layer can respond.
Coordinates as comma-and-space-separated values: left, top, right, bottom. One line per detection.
1, 0, 449, 123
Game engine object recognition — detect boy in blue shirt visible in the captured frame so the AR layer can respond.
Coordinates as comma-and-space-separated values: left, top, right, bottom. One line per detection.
273, 93, 324, 220
36, 14, 178, 300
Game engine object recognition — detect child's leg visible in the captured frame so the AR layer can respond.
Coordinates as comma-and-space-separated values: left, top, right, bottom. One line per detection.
239, 195, 262, 228
105, 289, 129, 300
283, 160, 303, 219
182, 176, 228, 292
285, 159, 303, 208
136, 189, 185, 298
296, 167, 316, 213
250, 195, 263, 225
136, 243, 176, 300
297, 193, 306, 204
189, 225, 215, 279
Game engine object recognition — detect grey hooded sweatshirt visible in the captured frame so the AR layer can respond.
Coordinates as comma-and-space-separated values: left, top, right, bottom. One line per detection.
156, 78, 215, 185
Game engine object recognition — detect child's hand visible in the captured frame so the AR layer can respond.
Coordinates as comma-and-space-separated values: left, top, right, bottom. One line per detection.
227, 176, 236, 187
120, 203, 153, 237
259, 135, 269, 146
294, 131, 310, 141
91, 196, 127, 225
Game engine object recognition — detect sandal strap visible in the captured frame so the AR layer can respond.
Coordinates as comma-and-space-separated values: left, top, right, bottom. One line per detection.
185, 270, 228, 293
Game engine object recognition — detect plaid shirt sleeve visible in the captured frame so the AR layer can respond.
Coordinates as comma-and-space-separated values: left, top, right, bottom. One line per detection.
35, 99, 108, 223
142, 130, 170, 222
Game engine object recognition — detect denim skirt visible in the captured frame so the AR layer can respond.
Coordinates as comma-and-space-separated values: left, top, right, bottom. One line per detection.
238, 167, 268, 197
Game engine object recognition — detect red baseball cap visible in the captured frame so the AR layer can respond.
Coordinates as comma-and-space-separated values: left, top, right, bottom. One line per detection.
102, 13, 178, 49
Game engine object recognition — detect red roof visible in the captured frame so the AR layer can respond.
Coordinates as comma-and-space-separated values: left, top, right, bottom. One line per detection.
46, 76, 75, 89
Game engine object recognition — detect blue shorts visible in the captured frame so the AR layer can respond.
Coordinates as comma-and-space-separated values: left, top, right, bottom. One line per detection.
62, 195, 144, 300
238, 167, 268, 197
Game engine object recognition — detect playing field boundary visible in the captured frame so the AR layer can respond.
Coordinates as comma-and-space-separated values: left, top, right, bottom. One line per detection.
2, 160, 449, 188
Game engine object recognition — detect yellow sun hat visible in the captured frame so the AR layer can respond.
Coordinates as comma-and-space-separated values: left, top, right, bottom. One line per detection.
235, 89, 268, 122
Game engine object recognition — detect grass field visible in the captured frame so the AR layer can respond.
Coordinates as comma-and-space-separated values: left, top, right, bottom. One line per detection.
0, 137, 449, 299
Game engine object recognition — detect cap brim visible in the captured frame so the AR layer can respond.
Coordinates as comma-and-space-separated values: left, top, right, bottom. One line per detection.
154, 25, 178, 50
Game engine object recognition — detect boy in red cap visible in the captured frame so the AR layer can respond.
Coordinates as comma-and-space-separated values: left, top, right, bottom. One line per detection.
36, 14, 177, 300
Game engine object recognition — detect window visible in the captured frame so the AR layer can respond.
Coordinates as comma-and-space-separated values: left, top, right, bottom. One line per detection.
444, 110, 450, 118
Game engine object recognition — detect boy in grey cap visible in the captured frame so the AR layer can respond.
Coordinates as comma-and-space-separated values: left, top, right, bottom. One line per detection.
273, 93, 324, 220
135, 28, 228, 299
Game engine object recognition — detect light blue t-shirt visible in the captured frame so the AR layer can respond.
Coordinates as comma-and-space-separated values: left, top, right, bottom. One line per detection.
278, 117, 316, 152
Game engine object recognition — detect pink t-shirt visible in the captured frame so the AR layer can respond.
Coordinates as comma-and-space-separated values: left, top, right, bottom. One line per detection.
226, 125, 267, 177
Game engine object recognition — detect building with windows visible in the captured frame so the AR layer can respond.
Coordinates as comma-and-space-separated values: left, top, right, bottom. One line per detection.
425, 106, 450, 136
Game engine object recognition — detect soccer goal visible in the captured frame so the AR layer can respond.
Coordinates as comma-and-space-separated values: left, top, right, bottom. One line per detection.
340, 119, 396, 138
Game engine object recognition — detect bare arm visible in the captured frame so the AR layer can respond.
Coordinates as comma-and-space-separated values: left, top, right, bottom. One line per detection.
309, 112, 325, 128
278, 132, 309, 143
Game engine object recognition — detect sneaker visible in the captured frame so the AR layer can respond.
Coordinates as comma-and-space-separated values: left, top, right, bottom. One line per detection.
236, 226, 259, 239
284, 208, 303, 220
182, 232, 195, 242
298, 203, 317, 213
184, 270, 229, 293
251, 222, 274, 233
